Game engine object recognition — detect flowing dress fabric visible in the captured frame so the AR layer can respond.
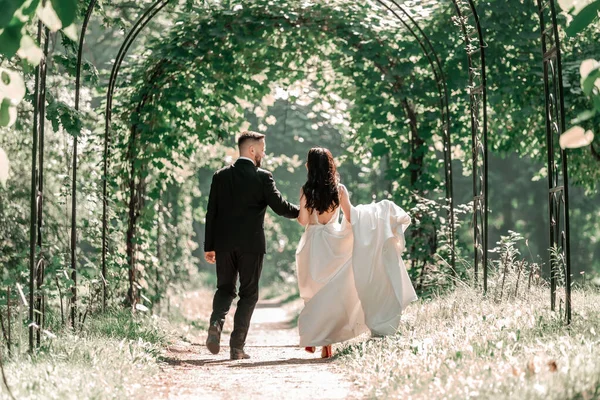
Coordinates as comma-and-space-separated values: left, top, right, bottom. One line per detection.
296, 200, 417, 347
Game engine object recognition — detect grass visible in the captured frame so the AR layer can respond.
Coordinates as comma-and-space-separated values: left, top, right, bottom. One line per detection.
1, 308, 169, 399
339, 283, 600, 399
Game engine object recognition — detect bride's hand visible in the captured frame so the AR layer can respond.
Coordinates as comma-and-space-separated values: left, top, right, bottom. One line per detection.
339, 184, 352, 223
339, 184, 348, 199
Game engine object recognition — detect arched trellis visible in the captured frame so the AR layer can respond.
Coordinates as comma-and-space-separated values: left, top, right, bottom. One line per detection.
536, 0, 572, 324
101, 0, 171, 314
377, 0, 456, 276
24, 0, 577, 352
451, 0, 488, 291
99, 0, 459, 304
28, 0, 471, 351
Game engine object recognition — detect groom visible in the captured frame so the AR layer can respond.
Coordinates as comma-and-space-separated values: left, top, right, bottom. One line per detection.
204, 131, 300, 360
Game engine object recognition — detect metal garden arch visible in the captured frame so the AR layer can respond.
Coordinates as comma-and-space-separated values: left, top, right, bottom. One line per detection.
24, 0, 575, 352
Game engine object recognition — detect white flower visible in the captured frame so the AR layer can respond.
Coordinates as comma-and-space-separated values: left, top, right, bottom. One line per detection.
534, 384, 547, 396
254, 107, 265, 118
252, 73, 267, 84
261, 94, 275, 107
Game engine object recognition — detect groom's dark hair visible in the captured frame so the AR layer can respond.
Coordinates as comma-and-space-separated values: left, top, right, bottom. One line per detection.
238, 131, 265, 150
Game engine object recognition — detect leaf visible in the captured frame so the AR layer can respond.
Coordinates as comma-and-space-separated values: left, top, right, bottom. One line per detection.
372, 142, 388, 156
50, 0, 78, 28
582, 69, 600, 96
0, 99, 11, 127
0, 67, 26, 102
37, 1, 62, 32
0, 0, 24, 29
0, 146, 9, 186
370, 128, 387, 139
0, 18, 24, 58
22, 0, 40, 16
44, 95, 83, 136
571, 109, 596, 124
566, 1, 600, 36
62, 23, 78, 42
17, 34, 44, 66
594, 94, 600, 111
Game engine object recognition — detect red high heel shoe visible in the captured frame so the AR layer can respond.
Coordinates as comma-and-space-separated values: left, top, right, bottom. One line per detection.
321, 345, 332, 358
305, 346, 316, 353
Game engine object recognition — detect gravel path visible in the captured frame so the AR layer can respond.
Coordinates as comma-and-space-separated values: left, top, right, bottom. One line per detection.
149, 290, 359, 400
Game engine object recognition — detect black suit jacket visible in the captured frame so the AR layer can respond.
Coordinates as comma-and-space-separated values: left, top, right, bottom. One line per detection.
204, 159, 300, 254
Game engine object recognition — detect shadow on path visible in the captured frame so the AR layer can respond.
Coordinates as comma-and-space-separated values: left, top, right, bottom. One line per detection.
186, 343, 300, 348
227, 357, 333, 368
160, 356, 332, 368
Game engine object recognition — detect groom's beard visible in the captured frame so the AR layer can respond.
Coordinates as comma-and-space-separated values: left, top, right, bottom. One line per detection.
255, 155, 262, 168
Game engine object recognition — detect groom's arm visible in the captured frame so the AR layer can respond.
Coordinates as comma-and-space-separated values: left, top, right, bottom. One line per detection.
204, 173, 218, 252
262, 170, 300, 219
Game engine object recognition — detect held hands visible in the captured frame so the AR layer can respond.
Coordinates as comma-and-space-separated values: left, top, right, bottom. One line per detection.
205, 251, 216, 264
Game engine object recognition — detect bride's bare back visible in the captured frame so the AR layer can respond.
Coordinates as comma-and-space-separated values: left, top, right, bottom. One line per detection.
297, 184, 352, 226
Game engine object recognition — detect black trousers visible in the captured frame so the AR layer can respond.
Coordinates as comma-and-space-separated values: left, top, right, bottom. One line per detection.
209, 250, 264, 349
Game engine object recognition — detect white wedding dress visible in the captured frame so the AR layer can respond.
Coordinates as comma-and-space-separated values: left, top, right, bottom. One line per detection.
295, 200, 417, 347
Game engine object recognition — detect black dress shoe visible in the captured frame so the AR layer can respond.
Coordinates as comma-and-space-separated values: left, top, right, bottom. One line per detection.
230, 347, 251, 360
206, 321, 222, 355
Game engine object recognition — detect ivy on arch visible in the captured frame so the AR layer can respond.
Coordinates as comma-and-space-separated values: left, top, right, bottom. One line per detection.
107, 0, 460, 305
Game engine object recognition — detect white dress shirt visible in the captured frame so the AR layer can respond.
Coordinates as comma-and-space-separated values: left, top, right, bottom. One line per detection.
237, 156, 256, 165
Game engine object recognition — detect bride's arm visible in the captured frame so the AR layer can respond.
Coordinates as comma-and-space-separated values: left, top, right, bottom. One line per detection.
339, 184, 352, 223
297, 188, 310, 226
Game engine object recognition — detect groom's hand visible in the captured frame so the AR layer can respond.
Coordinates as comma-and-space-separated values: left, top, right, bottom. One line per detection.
205, 251, 216, 264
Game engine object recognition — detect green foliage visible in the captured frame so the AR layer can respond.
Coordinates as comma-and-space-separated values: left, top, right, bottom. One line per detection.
340, 284, 600, 399
0, 18, 24, 59
50, 0, 78, 28
0, 98, 11, 126
565, 0, 600, 36
0, 0, 83, 128
81, 307, 168, 346
109, 0, 448, 301
2, 308, 166, 399
0, 1, 599, 369
559, 0, 600, 163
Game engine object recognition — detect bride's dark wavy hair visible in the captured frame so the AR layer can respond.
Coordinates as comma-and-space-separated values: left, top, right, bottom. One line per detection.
302, 147, 339, 214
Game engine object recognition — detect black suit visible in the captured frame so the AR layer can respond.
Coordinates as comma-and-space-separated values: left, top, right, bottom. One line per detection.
204, 158, 299, 349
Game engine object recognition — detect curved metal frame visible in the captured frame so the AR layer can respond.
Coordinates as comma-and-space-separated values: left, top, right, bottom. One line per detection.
28, 20, 43, 353
101, 0, 171, 311
451, 0, 488, 291
23, 0, 575, 356
536, 0, 571, 324
28, 23, 50, 352
69, 0, 99, 328
100, 0, 457, 290
375, 0, 457, 273
35, 27, 50, 347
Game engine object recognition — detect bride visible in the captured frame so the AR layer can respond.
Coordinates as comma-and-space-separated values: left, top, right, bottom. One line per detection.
295, 147, 417, 358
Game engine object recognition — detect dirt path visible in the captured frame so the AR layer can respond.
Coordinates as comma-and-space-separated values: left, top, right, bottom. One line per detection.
150, 289, 359, 399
